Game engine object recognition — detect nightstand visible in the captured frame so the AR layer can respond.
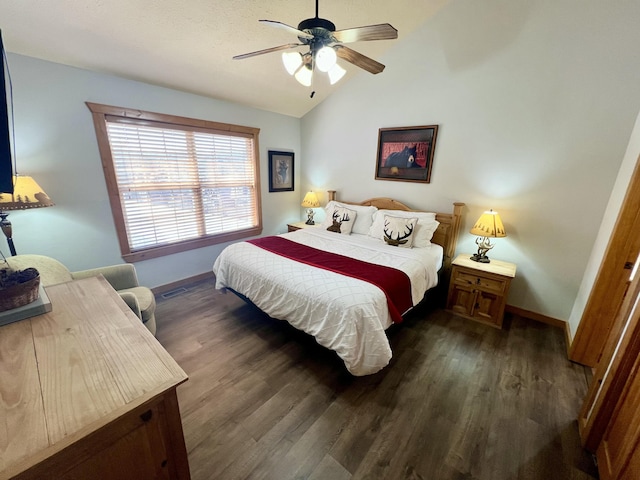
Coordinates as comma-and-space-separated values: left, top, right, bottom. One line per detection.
446, 253, 517, 328
287, 221, 320, 232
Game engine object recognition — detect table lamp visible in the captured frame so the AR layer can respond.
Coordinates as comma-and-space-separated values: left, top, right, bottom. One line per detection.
469, 209, 506, 263
0, 175, 54, 256
301, 191, 320, 225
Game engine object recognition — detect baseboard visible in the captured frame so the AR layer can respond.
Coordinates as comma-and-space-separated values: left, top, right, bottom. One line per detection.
152, 271, 215, 295
505, 305, 566, 329
505, 305, 574, 356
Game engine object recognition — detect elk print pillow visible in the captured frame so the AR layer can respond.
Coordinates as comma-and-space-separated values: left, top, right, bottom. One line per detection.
368, 210, 438, 247
322, 206, 357, 235
383, 215, 418, 248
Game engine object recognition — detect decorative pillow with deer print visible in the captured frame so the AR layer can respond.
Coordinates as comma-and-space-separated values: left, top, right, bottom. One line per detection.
322, 206, 357, 235
383, 215, 418, 248
369, 210, 439, 248
323, 201, 377, 235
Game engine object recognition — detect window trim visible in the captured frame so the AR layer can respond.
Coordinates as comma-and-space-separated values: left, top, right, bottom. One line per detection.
86, 102, 262, 262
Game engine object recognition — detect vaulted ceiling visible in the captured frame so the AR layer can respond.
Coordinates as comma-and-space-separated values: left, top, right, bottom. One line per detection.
1, 0, 448, 117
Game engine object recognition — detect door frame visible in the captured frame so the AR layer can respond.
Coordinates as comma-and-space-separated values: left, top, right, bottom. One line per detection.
569, 155, 640, 366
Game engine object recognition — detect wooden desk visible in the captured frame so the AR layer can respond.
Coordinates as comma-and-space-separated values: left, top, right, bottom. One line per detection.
0, 276, 190, 479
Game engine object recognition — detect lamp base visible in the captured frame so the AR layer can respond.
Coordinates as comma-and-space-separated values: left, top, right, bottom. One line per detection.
470, 253, 490, 263
471, 236, 493, 263
0, 212, 16, 256
305, 209, 315, 225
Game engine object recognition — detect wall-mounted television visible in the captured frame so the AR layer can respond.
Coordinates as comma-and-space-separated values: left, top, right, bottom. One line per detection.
1, 30, 14, 194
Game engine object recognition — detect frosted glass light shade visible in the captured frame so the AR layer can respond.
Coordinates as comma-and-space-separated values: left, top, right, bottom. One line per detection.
295, 65, 313, 86
328, 63, 346, 85
282, 52, 303, 75
315, 46, 337, 72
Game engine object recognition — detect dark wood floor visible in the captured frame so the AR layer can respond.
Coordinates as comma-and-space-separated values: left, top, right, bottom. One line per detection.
155, 278, 599, 480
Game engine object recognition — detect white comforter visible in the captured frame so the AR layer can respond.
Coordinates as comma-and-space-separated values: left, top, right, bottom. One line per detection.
212, 228, 443, 376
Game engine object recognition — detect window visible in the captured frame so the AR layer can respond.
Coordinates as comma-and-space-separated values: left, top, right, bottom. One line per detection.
87, 103, 262, 262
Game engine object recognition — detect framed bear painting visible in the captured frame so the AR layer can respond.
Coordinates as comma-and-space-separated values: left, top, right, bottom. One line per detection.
375, 125, 439, 183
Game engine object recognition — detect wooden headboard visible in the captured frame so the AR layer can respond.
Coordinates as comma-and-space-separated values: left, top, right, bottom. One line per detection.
327, 190, 465, 270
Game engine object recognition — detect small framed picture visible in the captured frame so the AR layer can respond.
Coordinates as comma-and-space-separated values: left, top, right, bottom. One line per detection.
268, 150, 294, 192
375, 125, 439, 183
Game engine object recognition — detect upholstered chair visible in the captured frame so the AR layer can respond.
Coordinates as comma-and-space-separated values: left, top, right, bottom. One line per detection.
5, 254, 157, 335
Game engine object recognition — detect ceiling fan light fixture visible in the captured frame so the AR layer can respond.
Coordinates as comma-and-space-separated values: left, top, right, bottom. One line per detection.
315, 46, 337, 72
282, 51, 303, 75
235, 1, 398, 95
295, 64, 313, 86
328, 63, 346, 84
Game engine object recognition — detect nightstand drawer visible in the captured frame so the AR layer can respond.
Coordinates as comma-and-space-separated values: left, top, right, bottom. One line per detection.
454, 270, 506, 295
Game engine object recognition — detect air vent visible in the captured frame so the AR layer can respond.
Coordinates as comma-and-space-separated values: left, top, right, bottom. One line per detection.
161, 287, 188, 299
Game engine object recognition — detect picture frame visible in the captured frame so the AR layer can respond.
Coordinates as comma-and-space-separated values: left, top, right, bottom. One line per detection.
375, 125, 439, 183
268, 150, 294, 192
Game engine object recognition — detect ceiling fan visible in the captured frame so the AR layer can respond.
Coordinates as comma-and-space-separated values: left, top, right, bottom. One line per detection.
233, 0, 398, 93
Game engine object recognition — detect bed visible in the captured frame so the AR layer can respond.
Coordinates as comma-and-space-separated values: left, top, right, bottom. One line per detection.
213, 192, 464, 376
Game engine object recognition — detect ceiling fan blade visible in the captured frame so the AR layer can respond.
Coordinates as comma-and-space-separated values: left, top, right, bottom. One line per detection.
259, 20, 314, 40
335, 46, 385, 74
233, 43, 303, 60
332, 23, 398, 43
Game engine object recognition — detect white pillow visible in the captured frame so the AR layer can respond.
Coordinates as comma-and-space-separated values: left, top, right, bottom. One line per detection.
321, 205, 357, 235
323, 201, 377, 235
368, 209, 439, 248
382, 215, 418, 248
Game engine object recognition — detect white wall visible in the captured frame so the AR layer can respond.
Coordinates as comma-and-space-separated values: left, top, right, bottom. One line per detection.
6, 53, 302, 288
301, 0, 640, 321
567, 111, 640, 339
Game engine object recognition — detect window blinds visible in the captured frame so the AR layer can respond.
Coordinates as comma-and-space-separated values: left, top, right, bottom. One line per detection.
105, 117, 258, 252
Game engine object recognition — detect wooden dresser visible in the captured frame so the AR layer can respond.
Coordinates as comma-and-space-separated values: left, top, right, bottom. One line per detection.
0, 276, 190, 479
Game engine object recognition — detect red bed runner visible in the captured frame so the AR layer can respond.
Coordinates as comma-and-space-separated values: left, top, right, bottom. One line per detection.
247, 236, 413, 323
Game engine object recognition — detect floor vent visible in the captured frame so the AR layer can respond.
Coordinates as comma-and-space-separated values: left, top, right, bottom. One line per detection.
161, 287, 188, 299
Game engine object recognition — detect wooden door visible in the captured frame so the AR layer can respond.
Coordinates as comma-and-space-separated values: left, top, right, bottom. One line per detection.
579, 264, 640, 480
578, 253, 640, 458
597, 353, 640, 480
569, 155, 640, 367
